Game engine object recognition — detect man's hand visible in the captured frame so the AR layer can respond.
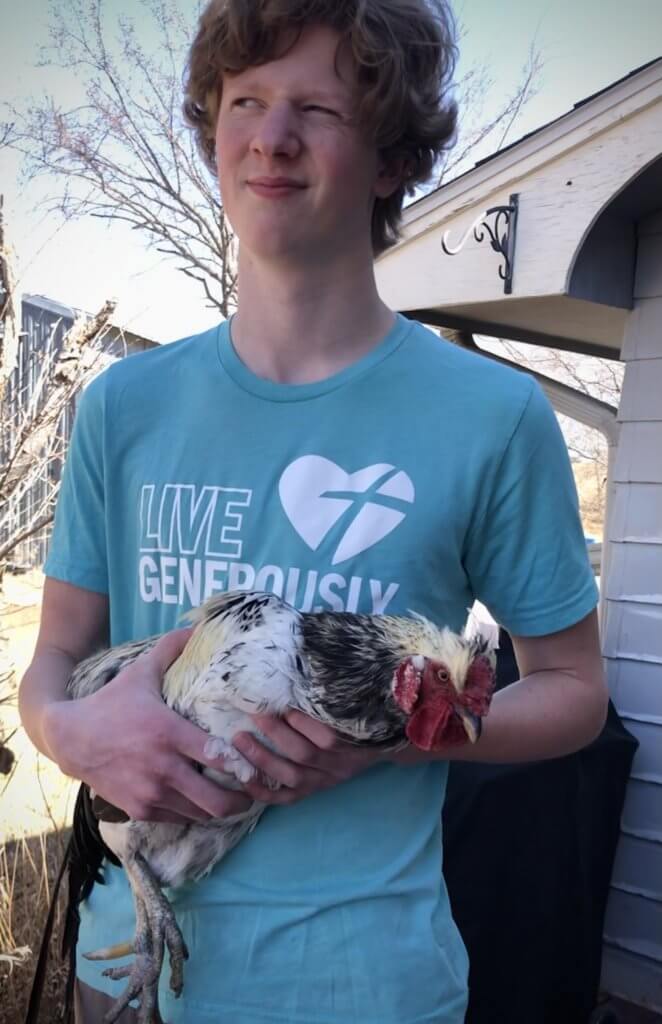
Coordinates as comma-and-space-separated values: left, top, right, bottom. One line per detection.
232, 711, 387, 805
43, 629, 253, 824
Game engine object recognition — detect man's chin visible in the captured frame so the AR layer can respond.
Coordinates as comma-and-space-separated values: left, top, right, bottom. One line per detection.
243, 230, 323, 266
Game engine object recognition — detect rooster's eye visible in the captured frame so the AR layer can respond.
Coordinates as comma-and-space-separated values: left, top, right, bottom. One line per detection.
437, 668, 450, 683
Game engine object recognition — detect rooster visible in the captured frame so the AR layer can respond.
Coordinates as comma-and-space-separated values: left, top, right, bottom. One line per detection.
66, 590, 496, 1024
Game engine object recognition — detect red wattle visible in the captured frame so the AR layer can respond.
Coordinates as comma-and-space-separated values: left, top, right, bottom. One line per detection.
406, 701, 454, 750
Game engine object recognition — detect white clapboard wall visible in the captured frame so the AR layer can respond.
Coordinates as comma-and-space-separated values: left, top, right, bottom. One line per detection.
601, 208, 662, 1013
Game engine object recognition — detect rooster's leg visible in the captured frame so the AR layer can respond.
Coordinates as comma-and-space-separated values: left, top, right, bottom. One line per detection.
89, 852, 187, 1024
131, 851, 189, 999
100, 876, 164, 1024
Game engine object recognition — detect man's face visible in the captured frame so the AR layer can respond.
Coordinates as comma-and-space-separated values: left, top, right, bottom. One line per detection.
215, 24, 396, 265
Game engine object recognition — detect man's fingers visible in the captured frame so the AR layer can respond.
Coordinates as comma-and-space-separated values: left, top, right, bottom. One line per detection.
170, 759, 254, 818
248, 715, 320, 768
281, 709, 350, 753
154, 788, 214, 823
191, 776, 253, 818
150, 784, 250, 824
242, 778, 302, 805
169, 711, 229, 766
233, 731, 327, 791
134, 807, 202, 826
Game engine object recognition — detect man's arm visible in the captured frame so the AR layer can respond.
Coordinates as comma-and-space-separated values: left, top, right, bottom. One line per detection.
19, 577, 109, 760
20, 577, 252, 823
230, 610, 608, 802
433, 608, 608, 762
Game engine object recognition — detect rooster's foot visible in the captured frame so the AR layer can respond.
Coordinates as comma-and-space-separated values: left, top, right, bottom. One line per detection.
85, 852, 188, 1024
101, 952, 163, 1024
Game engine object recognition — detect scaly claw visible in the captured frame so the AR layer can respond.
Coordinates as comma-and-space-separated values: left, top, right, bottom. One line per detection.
90, 852, 188, 1024
102, 964, 134, 982
101, 950, 162, 1024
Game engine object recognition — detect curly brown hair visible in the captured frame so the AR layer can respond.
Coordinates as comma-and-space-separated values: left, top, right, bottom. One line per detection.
183, 0, 457, 255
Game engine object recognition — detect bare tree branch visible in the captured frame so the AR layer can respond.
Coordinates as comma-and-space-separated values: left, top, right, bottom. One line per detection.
0, 512, 55, 565
0, 197, 19, 405
434, 44, 543, 186
493, 46, 543, 152
488, 337, 624, 536
0, 122, 15, 148
3, 0, 237, 318
1, 0, 541, 313
0, 296, 117, 576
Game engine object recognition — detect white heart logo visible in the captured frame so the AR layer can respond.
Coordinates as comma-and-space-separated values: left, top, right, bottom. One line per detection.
279, 456, 414, 566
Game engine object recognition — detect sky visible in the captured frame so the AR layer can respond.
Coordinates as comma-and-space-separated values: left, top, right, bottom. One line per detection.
0, 0, 661, 343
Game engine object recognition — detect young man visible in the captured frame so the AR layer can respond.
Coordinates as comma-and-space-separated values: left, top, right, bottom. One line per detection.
20, 1, 607, 1021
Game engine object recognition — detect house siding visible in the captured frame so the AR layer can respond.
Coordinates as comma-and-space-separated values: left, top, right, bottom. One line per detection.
602, 210, 662, 1012
1, 300, 75, 569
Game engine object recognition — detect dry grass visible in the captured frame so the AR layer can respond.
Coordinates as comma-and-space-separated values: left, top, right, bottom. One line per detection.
0, 829, 71, 1024
1, 571, 75, 1024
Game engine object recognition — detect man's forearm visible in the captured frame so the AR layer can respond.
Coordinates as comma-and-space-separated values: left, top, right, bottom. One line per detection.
444, 667, 608, 763
429, 610, 608, 764
20, 577, 110, 764
19, 650, 75, 762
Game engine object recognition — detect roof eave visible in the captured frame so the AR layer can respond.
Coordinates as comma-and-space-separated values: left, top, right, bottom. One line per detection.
392, 57, 662, 244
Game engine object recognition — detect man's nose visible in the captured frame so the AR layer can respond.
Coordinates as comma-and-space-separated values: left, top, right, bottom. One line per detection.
251, 102, 301, 159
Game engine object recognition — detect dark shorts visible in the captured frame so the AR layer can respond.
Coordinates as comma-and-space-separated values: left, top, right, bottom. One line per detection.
74, 978, 139, 1024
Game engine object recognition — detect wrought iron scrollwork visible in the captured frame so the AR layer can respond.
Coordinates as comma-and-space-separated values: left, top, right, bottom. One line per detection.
441, 193, 519, 294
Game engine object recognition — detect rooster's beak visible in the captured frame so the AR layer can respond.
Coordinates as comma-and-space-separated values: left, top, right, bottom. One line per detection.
454, 705, 482, 744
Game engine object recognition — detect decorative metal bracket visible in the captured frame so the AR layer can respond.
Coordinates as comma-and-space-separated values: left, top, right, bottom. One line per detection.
441, 193, 519, 294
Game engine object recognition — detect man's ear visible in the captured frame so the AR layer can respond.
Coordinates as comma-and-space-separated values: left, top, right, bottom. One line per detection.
374, 154, 409, 199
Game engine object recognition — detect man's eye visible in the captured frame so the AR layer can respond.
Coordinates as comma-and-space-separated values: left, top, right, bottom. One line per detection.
233, 97, 259, 109
303, 105, 338, 116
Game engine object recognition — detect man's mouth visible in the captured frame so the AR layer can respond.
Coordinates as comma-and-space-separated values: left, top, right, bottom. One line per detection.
246, 177, 307, 197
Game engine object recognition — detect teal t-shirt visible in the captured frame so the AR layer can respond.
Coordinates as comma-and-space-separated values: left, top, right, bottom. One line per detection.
45, 315, 597, 1023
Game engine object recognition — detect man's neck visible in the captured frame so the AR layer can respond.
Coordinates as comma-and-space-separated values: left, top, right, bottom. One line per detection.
231, 248, 396, 385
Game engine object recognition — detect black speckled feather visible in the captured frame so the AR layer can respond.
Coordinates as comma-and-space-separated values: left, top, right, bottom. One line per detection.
298, 612, 407, 744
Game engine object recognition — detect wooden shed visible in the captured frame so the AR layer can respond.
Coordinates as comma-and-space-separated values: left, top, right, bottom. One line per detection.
375, 58, 662, 1015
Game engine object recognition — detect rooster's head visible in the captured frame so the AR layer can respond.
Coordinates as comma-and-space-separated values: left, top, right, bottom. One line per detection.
391, 635, 496, 751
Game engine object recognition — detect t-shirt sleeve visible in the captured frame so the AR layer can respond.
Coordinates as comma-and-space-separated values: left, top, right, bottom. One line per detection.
43, 373, 109, 594
463, 378, 599, 637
